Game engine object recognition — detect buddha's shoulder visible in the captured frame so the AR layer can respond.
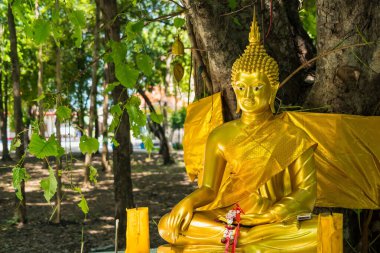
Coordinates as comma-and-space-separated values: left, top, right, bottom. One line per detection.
273, 115, 309, 137
207, 119, 241, 142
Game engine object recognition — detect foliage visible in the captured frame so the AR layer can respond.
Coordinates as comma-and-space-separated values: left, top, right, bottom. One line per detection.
299, 0, 317, 41
40, 167, 58, 203
12, 167, 30, 200
29, 133, 63, 159
170, 107, 186, 130
79, 135, 99, 155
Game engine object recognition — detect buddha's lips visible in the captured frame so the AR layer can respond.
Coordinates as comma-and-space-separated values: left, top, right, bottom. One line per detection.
242, 100, 255, 107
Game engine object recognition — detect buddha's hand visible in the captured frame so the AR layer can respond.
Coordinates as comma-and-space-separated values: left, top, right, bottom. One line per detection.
167, 198, 193, 242
219, 212, 277, 226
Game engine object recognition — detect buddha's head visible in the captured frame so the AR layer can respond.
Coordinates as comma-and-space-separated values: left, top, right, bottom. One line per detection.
231, 13, 279, 113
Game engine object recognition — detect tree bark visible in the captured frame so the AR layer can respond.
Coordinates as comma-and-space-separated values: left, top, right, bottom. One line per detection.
35, 0, 45, 138
0, 62, 12, 161
8, 2, 26, 223
305, 1, 380, 252
53, 44, 62, 224
84, 2, 100, 184
184, 0, 316, 121
137, 88, 173, 164
101, 78, 111, 172
97, 0, 135, 248
305, 0, 380, 115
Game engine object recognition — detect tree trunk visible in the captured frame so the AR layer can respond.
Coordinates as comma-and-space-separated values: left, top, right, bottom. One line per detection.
0, 62, 12, 161
52, 0, 62, 223
138, 88, 173, 164
8, 2, 26, 223
84, 2, 100, 184
101, 78, 111, 172
305, 0, 380, 115
97, 0, 135, 248
305, 2, 380, 252
184, 0, 316, 121
35, 0, 45, 137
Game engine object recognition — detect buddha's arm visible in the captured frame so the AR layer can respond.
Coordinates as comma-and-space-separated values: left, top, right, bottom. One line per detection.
270, 146, 316, 220
166, 130, 227, 241
239, 147, 316, 225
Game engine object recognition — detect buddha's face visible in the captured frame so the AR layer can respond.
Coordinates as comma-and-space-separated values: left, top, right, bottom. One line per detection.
233, 72, 272, 114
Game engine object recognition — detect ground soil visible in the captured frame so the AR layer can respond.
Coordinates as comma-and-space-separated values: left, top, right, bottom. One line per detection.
0, 151, 196, 253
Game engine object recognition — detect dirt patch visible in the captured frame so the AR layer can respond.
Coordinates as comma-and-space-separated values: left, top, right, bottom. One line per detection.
0, 151, 196, 252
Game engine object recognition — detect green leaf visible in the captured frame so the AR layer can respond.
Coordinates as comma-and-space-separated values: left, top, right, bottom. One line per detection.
33, 93, 45, 102
68, 10, 86, 28
115, 64, 139, 88
104, 82, 120, 94
173, 17, 185, 28
73, 28, 83, 48
110, 41, 127, 65
142, 135, 154, 154
132, 20, 144, 33
125, 97, 146, 138
133, 44, 143, 53
12, 167, 30, 200
33, 19, 50, 45
150, 111, 163, 124
89, 166, 98, 184
136, 54, 153, 76
10, 138, 21, 152
111, 137, 120, 147
78, 195, 89, 214
79, 135, 99, 155
29, 134, 59, 159
228, 0, 237, 10
110, 104, 123, 117
56, 106, 72, 122
40, 167, 57, 202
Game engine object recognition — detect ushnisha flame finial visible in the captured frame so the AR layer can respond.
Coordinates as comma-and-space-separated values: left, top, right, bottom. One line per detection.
249, 10, 260, 44
231, 9, 279, 88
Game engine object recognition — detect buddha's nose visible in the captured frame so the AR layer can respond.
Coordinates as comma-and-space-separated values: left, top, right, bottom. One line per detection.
244, 86, 254, 98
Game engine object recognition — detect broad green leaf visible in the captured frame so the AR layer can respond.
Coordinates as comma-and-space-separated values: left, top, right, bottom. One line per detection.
111, 138, 120, 147
173, 18, 185, 28
10, 138, 21, 152
89, 166, 98, 184
132, 20, 144, 33
104, 82, 120, 94
79, 135, 99, 155
142, 135, 154, 154
136, 54, 153, 76
68, 10, 86, 28
12, 167, 30, 200
73, 28, 83, 48
40, 167, 57, 202
150, 112, 164, 124
133, 44, 143, 53
110, 104, 123, 117
56, 106, 72, 122
110, 41, 127, 64
33, 93, 45, 102
29, 134, 59, 159
228, 0, 237, 10
78, 195, 89, 214
33, 19, 50, 45
109, 117, 120, 132
125, 98, 146, 138
115, 64, 139, 88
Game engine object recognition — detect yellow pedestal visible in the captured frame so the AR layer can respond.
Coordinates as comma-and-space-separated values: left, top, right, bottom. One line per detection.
317, 213, 343, 253
126, 207, 150, 253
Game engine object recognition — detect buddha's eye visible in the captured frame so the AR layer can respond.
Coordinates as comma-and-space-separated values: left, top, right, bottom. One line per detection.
238, 86, 245, 91
254, 85, 264, 91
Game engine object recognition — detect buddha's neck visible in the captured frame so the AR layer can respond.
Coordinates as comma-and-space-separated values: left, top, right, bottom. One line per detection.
240, 109, 273, 125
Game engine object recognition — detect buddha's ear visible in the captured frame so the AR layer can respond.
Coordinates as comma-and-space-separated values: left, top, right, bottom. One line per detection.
269, 82, 279, 113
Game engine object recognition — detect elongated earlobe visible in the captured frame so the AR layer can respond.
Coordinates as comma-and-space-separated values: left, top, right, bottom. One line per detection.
236, 103, 241, 114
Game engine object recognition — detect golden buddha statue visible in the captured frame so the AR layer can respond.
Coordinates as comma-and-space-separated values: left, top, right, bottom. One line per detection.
158, 13, 320, 252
